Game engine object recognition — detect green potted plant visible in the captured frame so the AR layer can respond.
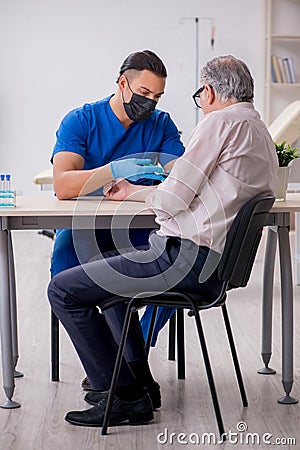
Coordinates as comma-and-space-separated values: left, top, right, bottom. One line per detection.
274, 141, 300, 201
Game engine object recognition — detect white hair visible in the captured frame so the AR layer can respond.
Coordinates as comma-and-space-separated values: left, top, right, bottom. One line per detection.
199, 55, 254, 103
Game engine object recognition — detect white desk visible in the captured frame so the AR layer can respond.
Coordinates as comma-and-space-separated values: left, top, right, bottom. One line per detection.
0, 194, 298, 408
0, 195, 156, 408
261, 194, 300, 404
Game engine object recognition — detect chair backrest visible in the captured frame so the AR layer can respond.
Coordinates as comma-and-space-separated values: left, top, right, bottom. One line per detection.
218, 195, 275, 289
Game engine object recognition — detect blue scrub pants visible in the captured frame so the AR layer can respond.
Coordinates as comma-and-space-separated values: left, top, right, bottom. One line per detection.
48, 234, 221, 390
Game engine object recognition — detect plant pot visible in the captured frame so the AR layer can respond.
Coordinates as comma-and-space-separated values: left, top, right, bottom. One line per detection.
275, 166, 290, 201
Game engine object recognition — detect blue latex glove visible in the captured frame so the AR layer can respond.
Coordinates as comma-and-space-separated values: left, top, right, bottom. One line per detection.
110, 158, 163, 181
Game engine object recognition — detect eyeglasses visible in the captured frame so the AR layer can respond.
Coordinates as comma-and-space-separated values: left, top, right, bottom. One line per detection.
192, 86, 205, 108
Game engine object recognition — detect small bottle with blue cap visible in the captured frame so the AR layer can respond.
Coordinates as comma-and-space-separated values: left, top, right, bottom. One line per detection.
0, 174, 5, 206
0, 173, 16, 207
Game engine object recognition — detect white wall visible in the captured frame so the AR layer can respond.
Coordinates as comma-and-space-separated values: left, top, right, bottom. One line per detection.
0, 0, 265, 195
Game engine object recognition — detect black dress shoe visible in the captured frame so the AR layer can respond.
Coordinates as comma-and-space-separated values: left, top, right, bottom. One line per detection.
65, 393, 153, 427
85, 381, 161, 410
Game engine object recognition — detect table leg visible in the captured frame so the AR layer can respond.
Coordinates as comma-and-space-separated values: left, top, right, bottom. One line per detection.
277, 223, 298, 404
0, 230, 20, 408
8, 231, 24, 378
295, 212, 300, 285
258, 227, 277, 375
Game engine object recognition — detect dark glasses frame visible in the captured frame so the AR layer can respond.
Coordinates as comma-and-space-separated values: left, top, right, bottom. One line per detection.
192, 86, 205, 108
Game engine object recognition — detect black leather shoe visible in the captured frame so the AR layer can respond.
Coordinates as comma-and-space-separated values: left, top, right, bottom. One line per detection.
65, 393, 153, 427
85, 381, 161, 410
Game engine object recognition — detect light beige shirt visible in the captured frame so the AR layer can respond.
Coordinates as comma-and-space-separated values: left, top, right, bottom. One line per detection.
147, 102, 278, 252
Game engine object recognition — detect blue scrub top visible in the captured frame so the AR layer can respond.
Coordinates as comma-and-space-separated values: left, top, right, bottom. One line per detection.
51, 96, 183, 342
50, 94, 185, 275
52, 95, 184, 170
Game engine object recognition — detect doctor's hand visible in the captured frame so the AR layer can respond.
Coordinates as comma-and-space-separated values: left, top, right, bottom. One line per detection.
110, 158, 163, 181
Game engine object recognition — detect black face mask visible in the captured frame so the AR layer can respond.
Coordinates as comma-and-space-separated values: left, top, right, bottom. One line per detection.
122, 80, 157, 121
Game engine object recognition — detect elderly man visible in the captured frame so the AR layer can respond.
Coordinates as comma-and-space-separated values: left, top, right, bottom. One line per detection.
48, 55, 278, 427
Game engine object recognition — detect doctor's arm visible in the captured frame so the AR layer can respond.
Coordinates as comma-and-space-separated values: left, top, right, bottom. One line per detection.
53, 152, 113, 200
53, 152, 161, 200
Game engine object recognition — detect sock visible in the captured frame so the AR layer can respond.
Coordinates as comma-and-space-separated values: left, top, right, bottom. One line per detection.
128, 360, 155, 387
116, 380, 145, 402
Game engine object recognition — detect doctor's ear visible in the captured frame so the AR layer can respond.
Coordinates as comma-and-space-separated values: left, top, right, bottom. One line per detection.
118, 74, 127, 90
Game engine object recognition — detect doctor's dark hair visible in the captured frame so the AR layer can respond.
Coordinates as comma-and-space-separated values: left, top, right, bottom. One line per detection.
117, 50, 167, 81
199, 55, 254, 103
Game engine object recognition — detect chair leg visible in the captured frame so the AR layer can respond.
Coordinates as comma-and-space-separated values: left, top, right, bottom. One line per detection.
168, 312, 176, 361
102, 304, 134, 435
51, 311, 59, 381
176, 309, 185, 379
193, 309, 225, 439
222, 304, 248, 407
145, 306, 158, 356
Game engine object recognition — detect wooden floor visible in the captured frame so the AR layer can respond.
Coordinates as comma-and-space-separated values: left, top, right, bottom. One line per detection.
0, 230, 299, 450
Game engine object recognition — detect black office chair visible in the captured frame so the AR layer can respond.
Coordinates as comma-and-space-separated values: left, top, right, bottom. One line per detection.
99, 195, 275, 438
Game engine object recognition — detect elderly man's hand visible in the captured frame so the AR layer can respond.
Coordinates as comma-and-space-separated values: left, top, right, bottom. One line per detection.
104, 179, 133, 201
